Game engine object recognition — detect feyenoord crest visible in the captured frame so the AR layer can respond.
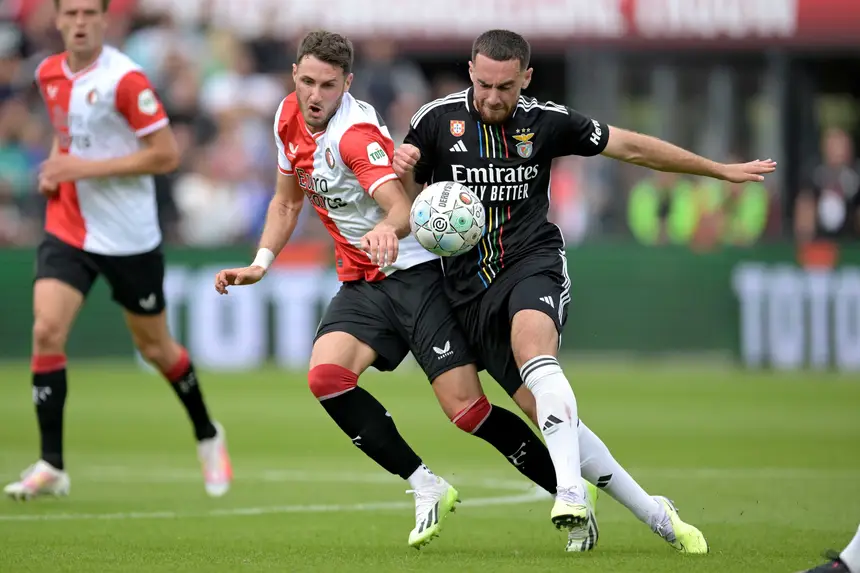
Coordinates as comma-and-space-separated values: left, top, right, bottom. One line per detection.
450, 120, 465, 137
325, 148, 335, 169
512, 128, 535, 158
86, 89, 99, 105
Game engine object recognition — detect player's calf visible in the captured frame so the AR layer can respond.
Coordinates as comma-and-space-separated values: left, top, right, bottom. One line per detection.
433, 367, 558, 495
126, 311, 228, 495
308, 364, 423, 478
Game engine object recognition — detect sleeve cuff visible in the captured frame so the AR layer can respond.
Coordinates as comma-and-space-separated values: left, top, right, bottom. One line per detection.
367, 173, 399, 196
135, 117, 170, 138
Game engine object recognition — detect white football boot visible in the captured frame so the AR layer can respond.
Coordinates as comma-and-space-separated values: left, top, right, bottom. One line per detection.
407, 476, 460, 548
565, 480, 600, 552
197, 421, 233, 497
4, 460, 70, 501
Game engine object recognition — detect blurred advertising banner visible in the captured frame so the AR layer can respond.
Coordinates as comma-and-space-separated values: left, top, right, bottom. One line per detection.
2, 244, 859, 371
139, 0, 860, 47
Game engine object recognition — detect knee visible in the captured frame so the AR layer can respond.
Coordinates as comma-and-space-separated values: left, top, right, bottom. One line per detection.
308, 364, 358, 400
32, 317, 68, 353
137, 341, 171, 368
451, 395, 492, 434
511, 310, 559, 367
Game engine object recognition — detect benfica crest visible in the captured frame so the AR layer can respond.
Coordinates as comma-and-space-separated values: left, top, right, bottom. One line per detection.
512, 129, 535, 158
450, 120, 465, 137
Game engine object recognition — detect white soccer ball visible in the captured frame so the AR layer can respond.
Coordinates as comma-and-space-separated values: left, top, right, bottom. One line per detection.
410, 181, 485, 257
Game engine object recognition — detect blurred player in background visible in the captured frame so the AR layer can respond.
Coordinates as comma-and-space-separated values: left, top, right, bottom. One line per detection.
4, 0, 232, 501
800, 524, 860, 572
395, 28, 777, 553
214, 30, 602, 550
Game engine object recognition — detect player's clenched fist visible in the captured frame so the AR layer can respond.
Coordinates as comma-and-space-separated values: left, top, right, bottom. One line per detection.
393, 144, 421, 179
37, 173, 59, 198
361, 223, 399, 268
214, 266, 267, 295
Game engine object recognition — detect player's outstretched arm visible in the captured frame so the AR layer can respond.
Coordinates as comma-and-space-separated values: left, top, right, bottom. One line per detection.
40, 127, 180, 184
360, 179, 412, 268
214, 172, 304, 294
601, 126, 777, 184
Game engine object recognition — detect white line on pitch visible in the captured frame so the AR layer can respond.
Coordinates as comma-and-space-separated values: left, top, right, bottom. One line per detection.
0, 490, 547, 522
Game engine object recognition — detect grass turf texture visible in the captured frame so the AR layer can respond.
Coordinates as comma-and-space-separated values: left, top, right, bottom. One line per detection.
0, 362, 858, 572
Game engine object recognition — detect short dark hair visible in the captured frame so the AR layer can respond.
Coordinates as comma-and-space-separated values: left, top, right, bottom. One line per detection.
296, 30, 354, 76
472, 30, 531, 71
54, 0, 111, 11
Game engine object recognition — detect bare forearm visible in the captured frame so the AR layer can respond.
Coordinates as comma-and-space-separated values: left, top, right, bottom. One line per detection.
609, 130, 723, 178
258, 196, 303, 255
400, 171, 424, 200
82, 147, 179, 178
380, 203, 411, 240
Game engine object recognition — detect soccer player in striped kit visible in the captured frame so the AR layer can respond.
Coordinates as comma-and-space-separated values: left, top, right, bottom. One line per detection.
4, 0, 231, 501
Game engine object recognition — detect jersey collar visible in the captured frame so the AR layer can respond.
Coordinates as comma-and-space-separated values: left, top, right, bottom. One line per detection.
61, 46, 104, 80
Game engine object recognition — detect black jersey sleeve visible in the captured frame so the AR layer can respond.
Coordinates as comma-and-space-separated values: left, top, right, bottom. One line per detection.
403, 109, 439, 185
549, 106, 610, 158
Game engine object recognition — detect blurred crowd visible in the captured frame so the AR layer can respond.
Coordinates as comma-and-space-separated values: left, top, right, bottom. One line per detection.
1, 1, 858, 250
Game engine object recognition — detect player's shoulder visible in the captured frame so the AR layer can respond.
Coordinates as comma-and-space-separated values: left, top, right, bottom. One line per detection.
35, 53, 66, 85
409, 89, 471, 129
97, 46, 148, 85
515, 95, 571, 121
328, 93, 386, 140
273, 92, 300, 135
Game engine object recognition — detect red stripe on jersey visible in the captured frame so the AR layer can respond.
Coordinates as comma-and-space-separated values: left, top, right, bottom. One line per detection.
38, 56, 86, 248
46, 182, 86, 248
293, 146, 385, 283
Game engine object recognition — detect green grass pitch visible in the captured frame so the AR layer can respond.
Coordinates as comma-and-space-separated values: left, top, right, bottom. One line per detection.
0, 361, 858, 572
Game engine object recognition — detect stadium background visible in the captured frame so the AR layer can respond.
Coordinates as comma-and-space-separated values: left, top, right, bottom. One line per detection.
2, 0, 860, 371
0, 3, 858, 572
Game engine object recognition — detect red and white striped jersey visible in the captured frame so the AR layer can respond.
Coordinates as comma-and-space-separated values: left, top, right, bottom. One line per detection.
274, 92, 437, 282
36, 45, 168, 255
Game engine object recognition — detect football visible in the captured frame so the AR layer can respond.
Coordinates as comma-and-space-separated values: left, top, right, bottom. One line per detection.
410, 181, 486, 257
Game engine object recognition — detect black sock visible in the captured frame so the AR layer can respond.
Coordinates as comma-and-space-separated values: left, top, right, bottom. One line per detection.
33, 364, 68, 471
167, 361, 216, 441
319, 386, 422, 479
473, 406, 557, 494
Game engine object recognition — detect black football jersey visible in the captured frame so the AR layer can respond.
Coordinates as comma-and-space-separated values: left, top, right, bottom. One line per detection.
404, 87, 610, 305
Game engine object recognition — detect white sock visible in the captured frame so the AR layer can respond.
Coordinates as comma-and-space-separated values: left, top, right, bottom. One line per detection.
840, 524, 860, 573
578, 421, 662, 527
520, 355, 583, 495
406, 464, 438, 490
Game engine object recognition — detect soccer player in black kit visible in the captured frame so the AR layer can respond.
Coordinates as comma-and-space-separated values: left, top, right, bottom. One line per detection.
395, 29, 777, 554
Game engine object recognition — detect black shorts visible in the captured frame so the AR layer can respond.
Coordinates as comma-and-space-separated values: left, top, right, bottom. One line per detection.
315, 260, 475, 381
454, 249, 570, 396
35, 233, 166, 316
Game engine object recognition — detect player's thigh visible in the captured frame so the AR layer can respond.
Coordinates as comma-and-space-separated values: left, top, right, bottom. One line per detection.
391, 262, 477, 382
97, 245, 166, 317
32, 234, 97, 348
310, 332, 377, 376
508, 272, 568, 367
314, 281, 410, 375
457, 289, 524, 398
